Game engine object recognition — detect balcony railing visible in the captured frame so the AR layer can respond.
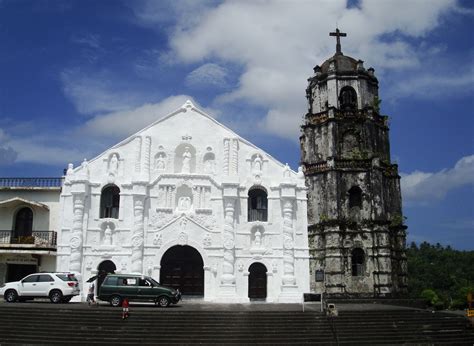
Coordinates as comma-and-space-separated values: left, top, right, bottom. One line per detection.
335, 159, 372, 170
0, 177, 63, 188
0, 230, 57, 248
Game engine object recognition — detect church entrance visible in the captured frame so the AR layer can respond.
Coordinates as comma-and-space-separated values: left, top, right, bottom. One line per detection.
160, 245, 204, 296
97, 260, 116, 289
248, 262, 267, 300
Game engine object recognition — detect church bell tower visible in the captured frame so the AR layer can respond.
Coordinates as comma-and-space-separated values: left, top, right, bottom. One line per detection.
300, 29, 407, 298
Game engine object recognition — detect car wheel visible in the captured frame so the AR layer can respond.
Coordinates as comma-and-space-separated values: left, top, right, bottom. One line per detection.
4, 290, 18, 303
49, 290, 63, 304
110, 295, 122, 307
156, 296, 170, 307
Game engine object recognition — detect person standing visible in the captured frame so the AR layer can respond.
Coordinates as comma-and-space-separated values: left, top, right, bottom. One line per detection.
122, 298, 130, 319
87, 283, 96, 306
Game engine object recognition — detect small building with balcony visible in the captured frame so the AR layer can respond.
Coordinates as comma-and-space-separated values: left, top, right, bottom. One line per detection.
0, 177, 62, 285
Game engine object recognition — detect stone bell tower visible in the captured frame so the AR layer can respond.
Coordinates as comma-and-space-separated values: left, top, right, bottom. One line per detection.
300, 29, 407, 298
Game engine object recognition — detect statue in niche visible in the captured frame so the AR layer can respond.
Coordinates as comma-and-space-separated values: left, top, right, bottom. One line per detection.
254, 230, 262, 248
177, 196, 192, 212
252, 155, 262, 174
155, 153, 166, 171
204, 157, 215, 174
109, 154, 119, 176
103, 225, 112, 246
181, 147, 192, 173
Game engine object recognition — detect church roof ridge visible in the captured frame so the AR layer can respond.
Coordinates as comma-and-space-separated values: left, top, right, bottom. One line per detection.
72, 99, 296, 173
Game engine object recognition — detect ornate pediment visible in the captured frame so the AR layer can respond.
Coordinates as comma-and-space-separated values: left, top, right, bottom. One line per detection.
152, 213, 219, 234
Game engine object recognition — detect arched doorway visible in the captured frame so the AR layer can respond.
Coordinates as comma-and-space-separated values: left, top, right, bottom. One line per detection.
248, 262, 267, 300
97, 260, 116, 289
160, 245, 204, 296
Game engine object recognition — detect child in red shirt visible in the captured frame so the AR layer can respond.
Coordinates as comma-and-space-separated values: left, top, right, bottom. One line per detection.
122, 298, 129, 319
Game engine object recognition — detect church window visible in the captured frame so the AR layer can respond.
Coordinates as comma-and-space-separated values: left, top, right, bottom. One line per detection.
351, 248, 365, 276
339, 86, 357, 111
100, 185, 120, 219
248, 187, 268, 222
348, 186, 362, 210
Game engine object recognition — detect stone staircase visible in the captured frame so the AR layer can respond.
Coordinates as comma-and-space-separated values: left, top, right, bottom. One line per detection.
328, 310, 474, 345
0, 304, 473, 345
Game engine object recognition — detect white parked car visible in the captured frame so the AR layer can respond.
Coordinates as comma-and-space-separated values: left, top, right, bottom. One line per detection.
0, 272, 80, 303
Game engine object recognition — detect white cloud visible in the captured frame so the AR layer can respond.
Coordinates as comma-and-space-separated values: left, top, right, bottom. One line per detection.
0, 128, 18, 166
130, 0, 458, 140
60, 68, 152, 115
185, 63, 228, 88
129, 0, 217, 30
0, 147, 17, 165
72, 33, 101, 49
388, 67, 474, 99
9, 138, 85, 166
1, 95, 219, 167
78, 95, 197, 139
401, 155, 474, 204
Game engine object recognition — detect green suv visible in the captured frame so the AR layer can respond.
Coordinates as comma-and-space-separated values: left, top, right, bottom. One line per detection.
98, 274, 181, 307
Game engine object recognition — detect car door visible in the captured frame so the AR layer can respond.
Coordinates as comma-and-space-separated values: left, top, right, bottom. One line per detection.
36, 274, 55, 296
137, 278, 155, 301
119, 277, 138, 299
20, 274, 40, 296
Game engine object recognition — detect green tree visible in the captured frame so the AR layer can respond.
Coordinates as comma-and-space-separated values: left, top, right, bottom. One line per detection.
407, 242, 474, 309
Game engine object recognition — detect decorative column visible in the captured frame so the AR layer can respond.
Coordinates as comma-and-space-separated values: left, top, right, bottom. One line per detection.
141, 136, 151, 181
282, 200, 296, 285
134, 136, 142, 174
69, 193, 85, 273
223, 138, 230, 175
131, 133, 148, 274
221, 199, 236, 285
230, 138, 239, 175
218, 182, 240, 302
131, 195, 145, 273
279, 178, 300, 302
69, 159, 89, 274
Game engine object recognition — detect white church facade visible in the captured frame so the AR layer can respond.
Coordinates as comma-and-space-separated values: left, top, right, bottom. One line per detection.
56, 100, 310, 303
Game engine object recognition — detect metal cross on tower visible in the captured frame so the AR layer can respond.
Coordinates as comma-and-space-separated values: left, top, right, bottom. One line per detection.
329, 28, 347, 55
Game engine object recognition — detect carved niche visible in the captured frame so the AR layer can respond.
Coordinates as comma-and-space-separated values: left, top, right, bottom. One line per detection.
203, 146, 216, 175
175, 184, 194, 213
106, 152, 121, 183
174, 143, 196, 174
154, 145, 168, 172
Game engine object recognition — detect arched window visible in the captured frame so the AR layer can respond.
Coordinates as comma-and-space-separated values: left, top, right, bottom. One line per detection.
248, 187, 268, 222
351, 248, 365, 276
14, 207, 33, 238
339, 86, 357, 111
100, 185, 120, 219
348, 186, 362, 210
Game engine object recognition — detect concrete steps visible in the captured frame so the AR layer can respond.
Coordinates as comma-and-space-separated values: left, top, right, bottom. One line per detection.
0, 304, 473, 345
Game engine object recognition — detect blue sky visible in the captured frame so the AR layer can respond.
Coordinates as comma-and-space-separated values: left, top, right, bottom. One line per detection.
0, 0, 472, 249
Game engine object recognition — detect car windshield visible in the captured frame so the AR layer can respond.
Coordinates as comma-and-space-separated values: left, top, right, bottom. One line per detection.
149, 277, 160, 286
56, 274, 78, 282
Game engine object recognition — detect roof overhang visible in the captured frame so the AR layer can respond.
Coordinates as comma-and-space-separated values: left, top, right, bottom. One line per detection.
0, 197, 50, 211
